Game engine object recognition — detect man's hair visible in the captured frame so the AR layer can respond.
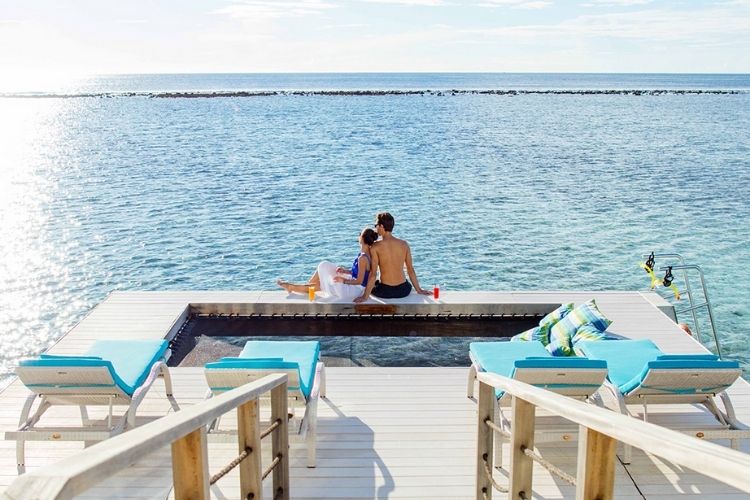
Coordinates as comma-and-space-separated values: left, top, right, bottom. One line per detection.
376, 212, 395, 232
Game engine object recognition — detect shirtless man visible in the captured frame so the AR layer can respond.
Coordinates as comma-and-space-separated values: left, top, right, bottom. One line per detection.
354, 212, 431, 303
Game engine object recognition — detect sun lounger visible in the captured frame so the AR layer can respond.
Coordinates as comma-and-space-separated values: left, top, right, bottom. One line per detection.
204, 340, 326, 467
468, 341, 607, 400
579, 338, 750, 463
468, 341, 607, 467
9, 339, 173, 473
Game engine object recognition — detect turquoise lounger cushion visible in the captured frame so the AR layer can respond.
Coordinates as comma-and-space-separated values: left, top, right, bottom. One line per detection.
39, 354, 103, 360
619, 359, 741, 396
571, 324, 610, 356
578, 339, 738, 395
470, 341, 606, 397
578, 339, 662, 389
656, 354, 719, 361
470, 341, 551, 378
85, 340, 169, 395
20, 340, 169, 396
214, 357, 284, 364
239, 341, 320, 398
548, 299, 612, 357
511, 303, 573, 344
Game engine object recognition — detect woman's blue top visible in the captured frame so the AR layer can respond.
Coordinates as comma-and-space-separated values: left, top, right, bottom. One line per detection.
351, 253, 371, 287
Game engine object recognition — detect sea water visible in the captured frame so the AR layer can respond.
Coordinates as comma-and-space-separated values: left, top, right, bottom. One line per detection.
1, 73, 749, 386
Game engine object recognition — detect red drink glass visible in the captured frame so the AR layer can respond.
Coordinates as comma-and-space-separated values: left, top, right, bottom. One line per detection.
433, 285, 440, 299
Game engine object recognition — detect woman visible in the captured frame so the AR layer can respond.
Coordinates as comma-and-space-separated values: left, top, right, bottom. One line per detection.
276, 227, 378, 301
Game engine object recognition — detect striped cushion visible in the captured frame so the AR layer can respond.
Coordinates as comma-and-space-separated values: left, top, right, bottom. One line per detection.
548, 299, 612, 356
511, 303, 573, 345
511, 326, 548, 344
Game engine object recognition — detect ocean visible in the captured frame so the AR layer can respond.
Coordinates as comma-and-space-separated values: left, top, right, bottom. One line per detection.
1, 73, 749, 386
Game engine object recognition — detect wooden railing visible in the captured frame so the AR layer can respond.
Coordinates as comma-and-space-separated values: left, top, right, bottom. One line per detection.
2, 373, 290, 500
476, 372, 750, 500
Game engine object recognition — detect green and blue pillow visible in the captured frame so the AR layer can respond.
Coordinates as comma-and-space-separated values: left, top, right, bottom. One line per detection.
547, 299, 612, 356
511, 303, 574, 346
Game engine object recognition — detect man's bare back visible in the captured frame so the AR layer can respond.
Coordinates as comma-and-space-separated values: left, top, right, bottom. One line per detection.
371, 237, 409, 285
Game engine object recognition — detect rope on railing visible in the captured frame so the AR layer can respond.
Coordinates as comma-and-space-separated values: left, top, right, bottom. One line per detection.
210, 447, 252, 485
209, 419, 281, 486
521, 445, 577, 486
481, 453, 509, 493
262, 454, 283, 480
261, 418, 281, 439
484, 417, 511, 439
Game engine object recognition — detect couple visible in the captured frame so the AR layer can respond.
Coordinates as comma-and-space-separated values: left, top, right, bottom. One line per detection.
277, 212, 432, 303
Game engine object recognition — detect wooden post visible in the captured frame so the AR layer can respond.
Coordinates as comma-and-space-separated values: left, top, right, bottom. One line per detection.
238, 399, 262, 500
476, 381, 495, 500
271, 381, 290, 500
171, 427, 209, 500
576, 426, 617, 500
509, 397, 535, 500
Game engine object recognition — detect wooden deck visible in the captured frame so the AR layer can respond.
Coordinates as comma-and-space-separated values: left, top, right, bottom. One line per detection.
1, 291, 749, 499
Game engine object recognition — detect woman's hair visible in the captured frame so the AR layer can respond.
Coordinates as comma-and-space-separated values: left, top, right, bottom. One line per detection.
360, 228, 378, 246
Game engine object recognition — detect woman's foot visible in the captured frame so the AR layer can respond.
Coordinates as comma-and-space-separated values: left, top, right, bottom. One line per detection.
276, 279, 293, 293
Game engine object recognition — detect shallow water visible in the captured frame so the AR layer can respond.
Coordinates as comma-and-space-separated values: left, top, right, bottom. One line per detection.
1, 74, 749, 386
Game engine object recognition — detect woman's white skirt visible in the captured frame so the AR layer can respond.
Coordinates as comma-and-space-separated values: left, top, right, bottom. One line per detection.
317, 261, 365, 301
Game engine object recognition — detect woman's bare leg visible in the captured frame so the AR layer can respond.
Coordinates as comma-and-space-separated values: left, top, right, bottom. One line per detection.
277, 271, 321, 294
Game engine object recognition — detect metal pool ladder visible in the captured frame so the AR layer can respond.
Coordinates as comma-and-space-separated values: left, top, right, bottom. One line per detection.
642, 252, 723, 358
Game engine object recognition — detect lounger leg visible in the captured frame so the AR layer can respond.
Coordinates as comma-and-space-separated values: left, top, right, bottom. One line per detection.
608, 384, 632, 465
16, 395, 40, 475
719, 392, 743, 428
306, 396, 318, 468
718, 392, 746, 450
318, 362, 326, 399
467, 364, 477, 399
161, 363, 173, 396
80, 406, 91, 426
16, 438, 26, 475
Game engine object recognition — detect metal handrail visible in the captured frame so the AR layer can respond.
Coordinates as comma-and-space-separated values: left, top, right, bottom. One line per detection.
642, 253, 721, 357
475, 372, 750, 499
1, 374, 290, 500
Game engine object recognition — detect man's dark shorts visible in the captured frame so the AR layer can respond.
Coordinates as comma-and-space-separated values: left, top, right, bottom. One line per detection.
372, 281, 412, 299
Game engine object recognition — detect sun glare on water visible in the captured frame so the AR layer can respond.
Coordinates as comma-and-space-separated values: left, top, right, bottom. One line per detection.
0, 98, 79, 381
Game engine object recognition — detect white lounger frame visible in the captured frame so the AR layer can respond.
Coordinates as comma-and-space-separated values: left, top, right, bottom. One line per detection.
204, 361, 326, 467
9, 359, 173, 474
468, 354, 607, 468
602, 367, 750, 463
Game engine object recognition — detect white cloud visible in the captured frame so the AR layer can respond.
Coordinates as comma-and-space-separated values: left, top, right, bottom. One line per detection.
478, 0, 552, 9
582, 0, 652, 6
213, 1, 337, 21
359, 0, 447, 5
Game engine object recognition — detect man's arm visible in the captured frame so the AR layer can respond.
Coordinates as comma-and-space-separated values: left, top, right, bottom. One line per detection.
354, 246, 379, 303
405, 242, 430, 295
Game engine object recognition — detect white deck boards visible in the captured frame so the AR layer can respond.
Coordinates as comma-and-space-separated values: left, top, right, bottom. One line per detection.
1, 290, 749, 499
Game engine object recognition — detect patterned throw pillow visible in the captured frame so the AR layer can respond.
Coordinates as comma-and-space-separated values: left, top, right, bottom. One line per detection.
572, 324, 609, 356
510, 303, 573, 345
547, 299, 612, 356
511, 326, 548, 345
539, 303, 574, 331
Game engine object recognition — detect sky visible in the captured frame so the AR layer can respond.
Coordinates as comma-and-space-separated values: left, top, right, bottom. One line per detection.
0, 0, 749, 80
